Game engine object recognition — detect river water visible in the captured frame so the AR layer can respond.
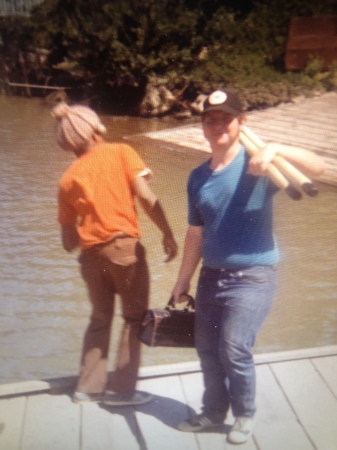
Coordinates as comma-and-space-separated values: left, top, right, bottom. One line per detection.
0, 96, 336, 385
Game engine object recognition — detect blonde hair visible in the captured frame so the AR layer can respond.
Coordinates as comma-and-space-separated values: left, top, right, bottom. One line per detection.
51, 102, 106, 150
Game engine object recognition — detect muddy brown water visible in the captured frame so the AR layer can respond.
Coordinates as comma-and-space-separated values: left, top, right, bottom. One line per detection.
0, 96, 336, 384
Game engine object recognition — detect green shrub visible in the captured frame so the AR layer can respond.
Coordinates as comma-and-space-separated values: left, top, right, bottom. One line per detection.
1, 0, 337, 112
27, 0, 205, 85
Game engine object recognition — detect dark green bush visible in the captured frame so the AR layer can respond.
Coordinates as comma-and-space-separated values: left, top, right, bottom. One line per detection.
1, 0, 337, 112
27, 0, 205, 85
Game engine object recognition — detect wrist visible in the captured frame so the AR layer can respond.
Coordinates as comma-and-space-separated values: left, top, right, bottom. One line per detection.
163, 228, 174, 239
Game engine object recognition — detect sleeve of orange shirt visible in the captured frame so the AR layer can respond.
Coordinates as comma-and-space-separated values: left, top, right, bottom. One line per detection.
121, 144, 152, 182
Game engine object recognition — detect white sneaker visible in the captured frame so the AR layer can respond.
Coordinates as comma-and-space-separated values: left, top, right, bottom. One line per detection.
72, 391, 103, 403
228, 416, 254, 444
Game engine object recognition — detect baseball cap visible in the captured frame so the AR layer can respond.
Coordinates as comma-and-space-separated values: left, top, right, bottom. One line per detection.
203, 90, 243, 116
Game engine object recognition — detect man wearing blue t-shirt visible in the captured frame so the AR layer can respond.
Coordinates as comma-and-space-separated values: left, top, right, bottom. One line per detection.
172, 90, 324, 443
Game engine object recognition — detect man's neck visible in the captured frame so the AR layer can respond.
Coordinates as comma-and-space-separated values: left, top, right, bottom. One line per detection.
209, 140, 241, 171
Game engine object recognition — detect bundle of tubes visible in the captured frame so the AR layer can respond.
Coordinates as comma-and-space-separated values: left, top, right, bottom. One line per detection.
239, 126, 319, 200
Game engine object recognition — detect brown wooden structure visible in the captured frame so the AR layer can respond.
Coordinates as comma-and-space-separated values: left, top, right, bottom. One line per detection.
285, 16, 337, 70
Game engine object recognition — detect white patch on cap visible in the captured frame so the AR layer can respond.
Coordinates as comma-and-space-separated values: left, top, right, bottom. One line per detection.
209, 91, 227, 105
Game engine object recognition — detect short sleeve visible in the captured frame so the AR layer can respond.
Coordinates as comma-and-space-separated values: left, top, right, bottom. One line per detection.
121, 144, 149, 180
187, 173, 204, 226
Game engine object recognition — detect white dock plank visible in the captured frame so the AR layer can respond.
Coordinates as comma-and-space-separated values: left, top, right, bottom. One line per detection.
255, 364, 314, 449
312, 355, 337, 398
178, 371, 204, 413
0, 396, 26, 450
81, 402, 140, 450
271, 359, 337, 450
136, 375, 198, 450
179, 372, 227, 450
2, 349, 337, 450
22, 393, 80, 450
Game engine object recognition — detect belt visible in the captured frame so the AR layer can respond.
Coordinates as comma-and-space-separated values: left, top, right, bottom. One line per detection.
203, 265, 276, 277
219, 268, 244, 277
104, 232, 130, 244
203, 266, 244, 277
90, 233, 131, 251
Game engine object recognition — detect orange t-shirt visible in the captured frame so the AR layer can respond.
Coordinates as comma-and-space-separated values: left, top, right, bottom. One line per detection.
58, 142, 149, 249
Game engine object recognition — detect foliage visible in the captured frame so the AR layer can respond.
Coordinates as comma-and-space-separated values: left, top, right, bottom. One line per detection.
299, 57, 337, 91
26, 0, 205, 85
0, 16, 33, 54
1, 0, 337, 112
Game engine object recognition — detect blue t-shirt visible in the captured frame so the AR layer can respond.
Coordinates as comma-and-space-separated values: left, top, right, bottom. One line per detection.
188, 146, 279, 269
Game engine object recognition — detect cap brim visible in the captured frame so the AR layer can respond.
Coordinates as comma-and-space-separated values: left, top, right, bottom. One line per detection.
202, 105, 241, 115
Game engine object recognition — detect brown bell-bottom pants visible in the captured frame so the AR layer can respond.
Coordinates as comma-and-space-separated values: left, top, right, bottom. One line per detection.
76, 236, 149, 394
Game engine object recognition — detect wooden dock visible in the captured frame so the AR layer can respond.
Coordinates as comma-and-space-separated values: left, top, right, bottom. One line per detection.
140, 92, 337, 187
1, 346, 337, 450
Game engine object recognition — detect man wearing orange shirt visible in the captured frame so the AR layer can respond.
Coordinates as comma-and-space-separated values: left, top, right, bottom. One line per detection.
53, 102, 178, 406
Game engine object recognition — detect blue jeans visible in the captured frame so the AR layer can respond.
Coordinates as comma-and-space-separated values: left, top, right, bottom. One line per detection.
195, 265, 277, 419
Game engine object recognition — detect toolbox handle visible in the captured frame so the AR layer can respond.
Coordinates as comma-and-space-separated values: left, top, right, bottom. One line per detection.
166, 294, 195, 311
